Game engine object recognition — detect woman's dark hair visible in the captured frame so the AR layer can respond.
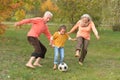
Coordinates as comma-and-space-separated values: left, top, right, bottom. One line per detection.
58, 25, 67, 32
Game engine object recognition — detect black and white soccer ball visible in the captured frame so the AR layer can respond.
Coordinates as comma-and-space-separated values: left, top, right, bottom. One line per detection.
58, 62, 68, 72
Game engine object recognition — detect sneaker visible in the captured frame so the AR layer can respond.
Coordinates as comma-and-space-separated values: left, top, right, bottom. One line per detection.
78, 61, 83, 66
75, 50, 80, 57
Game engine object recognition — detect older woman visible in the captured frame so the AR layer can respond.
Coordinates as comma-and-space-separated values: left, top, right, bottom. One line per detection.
68, 14, 100, 65
15, 11, 53, 68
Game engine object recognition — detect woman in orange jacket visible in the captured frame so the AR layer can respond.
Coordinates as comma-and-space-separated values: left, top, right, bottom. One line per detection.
15, 11, 53, 68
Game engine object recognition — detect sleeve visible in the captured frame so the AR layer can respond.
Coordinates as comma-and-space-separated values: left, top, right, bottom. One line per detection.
52, 32, 58, 40
44, 26, 52, 41
15, 18, 37, 26
49, 32, 57, 46
69, 20, 80, 33
91, 21, 99, 37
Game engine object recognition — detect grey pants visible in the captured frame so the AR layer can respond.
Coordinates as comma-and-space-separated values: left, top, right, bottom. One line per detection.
76, 37, 89, 62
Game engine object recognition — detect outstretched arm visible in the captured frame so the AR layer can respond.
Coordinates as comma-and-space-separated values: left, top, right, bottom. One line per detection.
14, 18, 38, 27
68, 21, 80, 34
14, 19, 31, 26
91, 21, 100, 40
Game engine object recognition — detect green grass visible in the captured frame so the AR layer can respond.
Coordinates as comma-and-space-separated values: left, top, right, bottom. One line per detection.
0, 25, 120, 80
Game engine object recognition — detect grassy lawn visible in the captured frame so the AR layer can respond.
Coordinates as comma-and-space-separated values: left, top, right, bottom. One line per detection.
0, 25, 120, 80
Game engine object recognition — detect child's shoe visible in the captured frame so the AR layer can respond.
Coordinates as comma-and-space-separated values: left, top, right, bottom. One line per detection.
53, 64, 57, 70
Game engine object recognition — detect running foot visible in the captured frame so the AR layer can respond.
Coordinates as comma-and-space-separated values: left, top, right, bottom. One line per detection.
26, 64, 35, 69
33, 63, 42, 67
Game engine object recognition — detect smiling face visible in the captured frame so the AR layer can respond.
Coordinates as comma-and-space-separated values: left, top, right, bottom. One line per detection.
60, 28, 66, 35
43, 11, 53, 23
43, 15, 52, 23
58, 25, 67, 35
81, 17, 90, 27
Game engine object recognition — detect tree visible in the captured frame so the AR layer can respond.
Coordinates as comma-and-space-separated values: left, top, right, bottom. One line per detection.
56, 0, 102, 26
56, 0, 78, 24
0, 0, 22, 34
41, 0, 58, 12
111, 0, 120, 31
0, 0, 39, 34
101, 0, 120, 31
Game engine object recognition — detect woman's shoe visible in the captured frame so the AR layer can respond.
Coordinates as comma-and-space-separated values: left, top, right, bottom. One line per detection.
78, 61, 83, 66
75, 50, 80, 57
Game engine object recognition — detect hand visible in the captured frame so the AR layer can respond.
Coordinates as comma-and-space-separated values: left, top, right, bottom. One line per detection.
71, 38, 77, 41
49, 43, 54, 48
14, 22, 22, 29
96, 35, 100, 40
67, 32, 71, 34
14, 22, 19, 26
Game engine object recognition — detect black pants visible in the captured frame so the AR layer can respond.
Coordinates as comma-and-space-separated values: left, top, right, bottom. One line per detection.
27, 36, 47, 59
76, 37, 89, 62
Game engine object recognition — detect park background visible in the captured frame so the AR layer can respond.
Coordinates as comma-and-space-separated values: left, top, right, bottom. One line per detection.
0, 0, 120, 80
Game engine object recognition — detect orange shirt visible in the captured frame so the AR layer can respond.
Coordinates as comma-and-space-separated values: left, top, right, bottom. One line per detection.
16, 17, 51, 41
70, 20, 98, 40
77, 21, 92, 40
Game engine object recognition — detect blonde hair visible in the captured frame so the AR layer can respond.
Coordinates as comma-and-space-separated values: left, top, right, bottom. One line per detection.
44, 11, 53, 17
81, 14, 92, 21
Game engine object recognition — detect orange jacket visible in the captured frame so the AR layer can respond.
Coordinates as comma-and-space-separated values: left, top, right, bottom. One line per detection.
16, 17, 51, 41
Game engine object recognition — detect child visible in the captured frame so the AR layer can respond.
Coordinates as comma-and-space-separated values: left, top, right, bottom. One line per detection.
50, 25, 75, 70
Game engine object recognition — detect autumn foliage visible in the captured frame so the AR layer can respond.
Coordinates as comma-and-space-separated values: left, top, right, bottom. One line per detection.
0, 0, 23, 34
41, 0, 58, 12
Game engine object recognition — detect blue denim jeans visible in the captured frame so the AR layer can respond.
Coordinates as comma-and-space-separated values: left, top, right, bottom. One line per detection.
54, 46, 64, 64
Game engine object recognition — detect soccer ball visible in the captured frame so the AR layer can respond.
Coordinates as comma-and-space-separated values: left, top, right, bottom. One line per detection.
58, 62, 68, 72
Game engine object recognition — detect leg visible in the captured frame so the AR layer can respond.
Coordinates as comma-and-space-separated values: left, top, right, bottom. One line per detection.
75, 37, 83, 57
33, 41, 47, 67
28, 37, 42, 58
33, 57, 42, 67
27, 37, 41, 68
26, 56, 35, 68
59, 47, 64, 64
53, 47, 59, 70
79, 38, 89, 65
38, 41, 47, 59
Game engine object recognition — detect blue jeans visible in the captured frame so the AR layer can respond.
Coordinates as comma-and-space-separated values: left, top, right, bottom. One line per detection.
54, 46, 64, 64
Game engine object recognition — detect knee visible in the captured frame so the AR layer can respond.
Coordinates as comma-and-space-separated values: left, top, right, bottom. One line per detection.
31, 53, 39, 58
83, 49, 87, 53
